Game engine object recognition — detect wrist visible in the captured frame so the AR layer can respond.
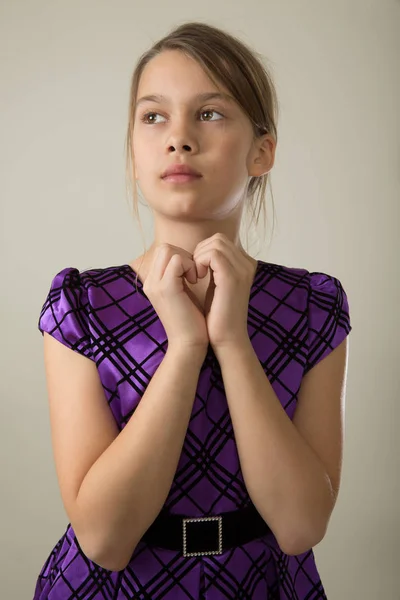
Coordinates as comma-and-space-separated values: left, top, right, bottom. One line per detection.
212, 336, 253, 361
166, 342, 209, 364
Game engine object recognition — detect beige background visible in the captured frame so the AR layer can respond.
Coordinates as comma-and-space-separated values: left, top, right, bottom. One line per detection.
1, 1, 399, 598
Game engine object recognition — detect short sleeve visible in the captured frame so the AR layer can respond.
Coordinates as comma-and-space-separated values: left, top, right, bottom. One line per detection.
38, 267, 94, 361
305, 271, 352, 375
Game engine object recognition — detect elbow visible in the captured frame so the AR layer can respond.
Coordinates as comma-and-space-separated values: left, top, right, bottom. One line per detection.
90, 540, 138, 572
280, 537, 315, 557
87, 545, 133, 572
279, 525, 327, 556
278, 500, 331, 556
93, 536, 141, 571
71, 499, 140, 571
75, 531, 135, 572
89, 547, 126, 572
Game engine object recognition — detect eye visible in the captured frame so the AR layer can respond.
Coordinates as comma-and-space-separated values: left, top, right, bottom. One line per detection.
140, 109, 224, 124
199, 109, 224, 122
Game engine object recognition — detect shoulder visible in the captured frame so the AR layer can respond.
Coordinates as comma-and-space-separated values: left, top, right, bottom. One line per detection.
258, 259, 350, 306
303, 269, 352, 374
256, 260, 352, 373
44, 263, 132, 290
305, 269, 351, 331
37, 264, 132, 359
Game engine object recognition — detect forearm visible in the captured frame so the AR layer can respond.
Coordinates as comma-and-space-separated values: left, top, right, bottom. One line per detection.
215, 340, 334, 556
75, 345, 206, 571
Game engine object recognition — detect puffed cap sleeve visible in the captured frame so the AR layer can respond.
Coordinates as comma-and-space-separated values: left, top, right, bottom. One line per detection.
38, 267, 94, 361
305, 271, 352, 375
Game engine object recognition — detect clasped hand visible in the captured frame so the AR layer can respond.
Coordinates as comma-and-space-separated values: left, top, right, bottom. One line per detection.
191, 233, 256, 348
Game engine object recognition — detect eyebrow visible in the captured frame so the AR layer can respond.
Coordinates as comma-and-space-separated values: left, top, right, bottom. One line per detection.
136, 92, 236, 107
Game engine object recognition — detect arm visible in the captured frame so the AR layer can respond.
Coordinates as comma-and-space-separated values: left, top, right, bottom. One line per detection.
214, 338, 345, 556
76, 344, 206, 570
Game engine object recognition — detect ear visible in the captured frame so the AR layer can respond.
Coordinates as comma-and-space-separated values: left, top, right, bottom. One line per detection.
248, 134, 276, 178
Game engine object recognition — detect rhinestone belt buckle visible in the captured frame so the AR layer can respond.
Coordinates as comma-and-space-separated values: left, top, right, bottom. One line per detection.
182, 515, 223, 557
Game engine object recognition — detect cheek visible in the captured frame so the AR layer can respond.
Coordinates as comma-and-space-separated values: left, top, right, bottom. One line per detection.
132, 140, 151, 175
216, 149, 248, 180
218, 134, 246, 159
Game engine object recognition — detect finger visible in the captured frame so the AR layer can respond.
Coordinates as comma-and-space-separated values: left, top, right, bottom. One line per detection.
163, 253, 198, 289
151, 245, 171, 281
166, 247, 198, 283
194, 234, 230, 255
195, 248, 235, 279
152, 245, 196, 283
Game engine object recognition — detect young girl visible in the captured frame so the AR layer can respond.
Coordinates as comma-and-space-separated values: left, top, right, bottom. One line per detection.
34, 21, 352, 599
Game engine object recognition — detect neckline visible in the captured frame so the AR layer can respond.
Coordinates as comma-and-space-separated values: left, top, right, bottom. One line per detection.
122, 259, 263, 293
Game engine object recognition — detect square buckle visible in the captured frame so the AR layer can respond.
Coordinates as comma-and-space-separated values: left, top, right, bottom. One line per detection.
182, 516, 223, 557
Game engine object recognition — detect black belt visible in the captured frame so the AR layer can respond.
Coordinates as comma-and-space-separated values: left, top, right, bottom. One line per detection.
140, 502, 271, 557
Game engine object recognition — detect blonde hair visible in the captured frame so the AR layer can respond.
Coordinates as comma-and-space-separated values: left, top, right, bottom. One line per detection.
124, 21, 279, 290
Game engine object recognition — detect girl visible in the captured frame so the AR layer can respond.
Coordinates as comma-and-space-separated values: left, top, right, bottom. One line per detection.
34, 21, 352, 599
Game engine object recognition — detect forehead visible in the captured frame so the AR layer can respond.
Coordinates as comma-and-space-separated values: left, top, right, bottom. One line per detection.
137, 51, 232, 104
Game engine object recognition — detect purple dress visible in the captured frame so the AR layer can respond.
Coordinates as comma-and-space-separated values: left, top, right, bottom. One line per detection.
33, 259, 352, 599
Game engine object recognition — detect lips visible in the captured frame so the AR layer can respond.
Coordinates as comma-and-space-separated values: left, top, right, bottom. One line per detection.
162, 164, 202, 178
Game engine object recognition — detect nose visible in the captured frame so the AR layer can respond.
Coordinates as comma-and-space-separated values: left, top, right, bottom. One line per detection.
168, 142, 192, 153
166, 117, 198, 154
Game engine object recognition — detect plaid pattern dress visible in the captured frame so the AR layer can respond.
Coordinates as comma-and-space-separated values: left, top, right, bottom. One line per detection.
33, 259, 352, 599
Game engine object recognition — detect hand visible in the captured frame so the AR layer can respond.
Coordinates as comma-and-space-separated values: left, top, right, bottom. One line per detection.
142, 244, 209, 351
193, 233, 256, 349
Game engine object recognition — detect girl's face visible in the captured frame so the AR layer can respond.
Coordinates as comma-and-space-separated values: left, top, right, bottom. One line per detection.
132, 50, 261, 221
